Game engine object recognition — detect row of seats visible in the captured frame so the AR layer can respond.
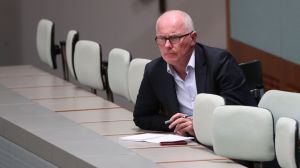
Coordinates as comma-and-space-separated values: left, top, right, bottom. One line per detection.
107, 50, 150, 103
36, 18, 297, 168
36, 18, 150, 103
36, 19, 112, 99
193, 90, 299, 168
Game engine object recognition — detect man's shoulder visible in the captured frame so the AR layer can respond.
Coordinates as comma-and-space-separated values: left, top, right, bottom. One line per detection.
195, 43, 237, 70
143, 57, 168, 80
196, 43, 229, 58
197, 43, 235, 64
146, 57, 165, 70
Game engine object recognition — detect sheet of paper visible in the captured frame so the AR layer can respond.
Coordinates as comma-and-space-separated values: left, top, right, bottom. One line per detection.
144, 134, 193, 143
120, 133, 164, 142
120, 133, 194, 143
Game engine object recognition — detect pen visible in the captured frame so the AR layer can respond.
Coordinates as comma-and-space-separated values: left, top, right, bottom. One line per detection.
164, 115, 192, 125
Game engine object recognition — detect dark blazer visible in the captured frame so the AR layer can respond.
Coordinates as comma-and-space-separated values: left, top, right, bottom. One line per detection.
133, 43, 257, 131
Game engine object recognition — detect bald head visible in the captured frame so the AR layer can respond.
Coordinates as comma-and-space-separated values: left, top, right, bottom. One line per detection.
154, 10, 197, 74
156, 10, 194, 34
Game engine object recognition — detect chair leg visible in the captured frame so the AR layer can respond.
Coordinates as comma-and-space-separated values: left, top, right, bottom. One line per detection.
59, 41, 69, 81
254, 162, 263, 168
91, 88, 97, 94
104, 72, 114, 102
101, 61, 114, 102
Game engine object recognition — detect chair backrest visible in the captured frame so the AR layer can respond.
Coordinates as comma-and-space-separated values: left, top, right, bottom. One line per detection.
73, 40, 104, 90
239, 60, 264, 103
275, 117, 298, 168
193, 93, 225, 146
212, 105, 275, 161
36, 19, 59, 69
107, 48, 131, 100
66, 30, 79, 79
259, 90, 300, 138
128, 58, 151, 104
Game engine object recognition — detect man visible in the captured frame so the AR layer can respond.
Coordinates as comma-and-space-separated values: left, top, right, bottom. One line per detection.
133, 10, 256, 136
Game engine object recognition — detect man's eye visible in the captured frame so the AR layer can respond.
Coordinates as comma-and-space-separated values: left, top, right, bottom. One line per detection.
170, 37, 180, 41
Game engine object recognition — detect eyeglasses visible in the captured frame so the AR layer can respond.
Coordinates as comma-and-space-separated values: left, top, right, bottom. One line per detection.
155, 31, 193, 45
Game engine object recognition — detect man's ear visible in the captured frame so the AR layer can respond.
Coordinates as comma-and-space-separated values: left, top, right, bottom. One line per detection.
191, 31, 198, 41
191, 31, 198, 45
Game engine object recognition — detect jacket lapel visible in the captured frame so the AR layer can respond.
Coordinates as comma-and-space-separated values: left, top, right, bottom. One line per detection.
158, 61, 179, 115
195, 43, 207, 93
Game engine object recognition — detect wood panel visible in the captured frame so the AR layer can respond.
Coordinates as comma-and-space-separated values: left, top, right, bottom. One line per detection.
226, 0, 300, 92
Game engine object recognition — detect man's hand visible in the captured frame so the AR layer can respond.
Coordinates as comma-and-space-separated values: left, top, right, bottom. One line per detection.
168, 113, 195, 136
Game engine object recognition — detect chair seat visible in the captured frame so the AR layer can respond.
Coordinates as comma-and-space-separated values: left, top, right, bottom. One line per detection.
275, 117, 298, 168
36, 19, 57, 69
212, 105, 275, 161
107, 48, 131, 101
193, 93, 225, 146
74, 40, 104, 90
66, 30, 79, 79
128, 58, 151, 104
259, 90, 300, 138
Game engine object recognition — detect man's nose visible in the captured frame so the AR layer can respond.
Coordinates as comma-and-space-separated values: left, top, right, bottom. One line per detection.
164, 39, 172, 48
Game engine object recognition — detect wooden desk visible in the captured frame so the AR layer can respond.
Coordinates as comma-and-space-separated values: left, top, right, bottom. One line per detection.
13, 85, 95, 100
106, 134, 200, 149
78, 111, 243, 167
0, 65, 246, 168
0, 90, 162, 168
0, 65, 49, 77
0, 75, 72, 89
82, 120, 145, 136
132, 146, 225, 163
159, 160, 246, 168
34, 96, 119, 112
60, 108, 133, 123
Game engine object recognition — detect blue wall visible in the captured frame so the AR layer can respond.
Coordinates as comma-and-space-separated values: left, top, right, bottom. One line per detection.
231, 0, 300, 65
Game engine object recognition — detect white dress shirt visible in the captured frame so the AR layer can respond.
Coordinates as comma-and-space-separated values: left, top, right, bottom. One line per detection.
167, 51, 197, 116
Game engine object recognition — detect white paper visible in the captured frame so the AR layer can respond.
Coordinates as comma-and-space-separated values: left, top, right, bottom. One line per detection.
120, 133, 163, 142
120, 133, 194, 143
144, 134, 193, 143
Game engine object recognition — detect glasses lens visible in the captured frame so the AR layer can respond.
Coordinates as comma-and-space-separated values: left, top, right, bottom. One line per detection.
169, 36, 181, 44
155, 31, 192, 45
155, 37, 165, 45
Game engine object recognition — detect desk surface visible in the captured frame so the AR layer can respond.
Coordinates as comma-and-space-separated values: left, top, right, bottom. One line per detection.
34, 96, 119, 112
0, 91, 162, 168
0, 65, 246, 168
0, 75, 72, 89
60, 108, 133, 123
13, 85, 95, 100
159, 160, 245, 168
0, 65, 49, 77
105, 134, 200, 149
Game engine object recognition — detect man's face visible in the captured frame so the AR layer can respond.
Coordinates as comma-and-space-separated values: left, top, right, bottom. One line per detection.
155, 17, 196, 67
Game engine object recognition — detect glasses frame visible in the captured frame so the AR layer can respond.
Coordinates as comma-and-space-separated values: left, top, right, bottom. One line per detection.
155, 31, 193, 45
